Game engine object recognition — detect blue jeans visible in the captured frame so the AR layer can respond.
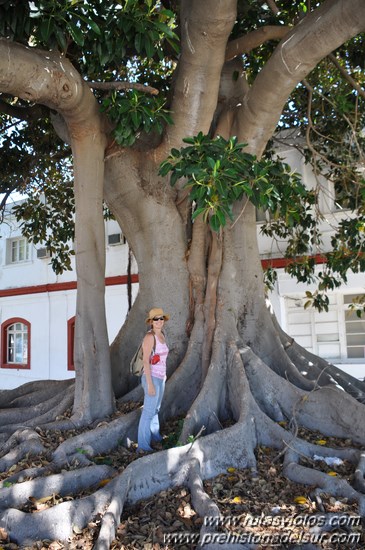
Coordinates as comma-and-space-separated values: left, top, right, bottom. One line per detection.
137, 375, 165, 451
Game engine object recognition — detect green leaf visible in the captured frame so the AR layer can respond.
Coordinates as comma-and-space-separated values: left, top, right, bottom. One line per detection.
182, 136, 196, 145
159, 162, 173, 177
144, 34, 155, 58
206, 156, 216, 170
78, 15, 102, 35
135, 32, 142, 53
192, 206, 207, 220
39, 18, 53, 43
209, 213, 221, 232
170, 171, 180, 187
216, 208, 227, 227
67, 21, 84, 46
53, 25, 67, 52
131, 110, 141, 128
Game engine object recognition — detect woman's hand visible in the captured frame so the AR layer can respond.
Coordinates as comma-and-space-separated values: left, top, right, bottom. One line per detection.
147, 382, 156, 396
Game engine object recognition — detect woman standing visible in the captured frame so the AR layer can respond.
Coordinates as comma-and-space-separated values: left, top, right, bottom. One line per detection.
137, 307, 169, 451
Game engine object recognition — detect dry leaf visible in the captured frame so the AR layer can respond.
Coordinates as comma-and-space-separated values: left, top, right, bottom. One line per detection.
294, 496, 308, 504
98, 478, 111, 487
36, 495, 54, 504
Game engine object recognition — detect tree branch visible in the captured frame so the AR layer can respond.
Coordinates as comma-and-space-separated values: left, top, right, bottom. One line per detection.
328, 52, 365, 100
159, 0, 237, 158
225, 25, 290, 60
263, 0, 281, 15
86, 81, 159, 96
303, 78, 363, 161
0, 191, 13, 221
0, 98, 45, 121
236, 0, 365, 156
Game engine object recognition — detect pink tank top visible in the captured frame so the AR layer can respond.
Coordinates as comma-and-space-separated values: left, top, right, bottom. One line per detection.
150, 335, 169, 379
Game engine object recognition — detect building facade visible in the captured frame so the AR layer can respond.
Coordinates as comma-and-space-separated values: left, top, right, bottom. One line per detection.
0, 212, 138, 389
259, 144, 365, 381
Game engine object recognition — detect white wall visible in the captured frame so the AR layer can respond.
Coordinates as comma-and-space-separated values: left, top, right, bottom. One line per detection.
0, 209, 138, 389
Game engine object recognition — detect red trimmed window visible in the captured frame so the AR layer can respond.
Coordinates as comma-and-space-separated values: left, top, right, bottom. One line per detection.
67, 317, 75, 371
1, 318, 31, 369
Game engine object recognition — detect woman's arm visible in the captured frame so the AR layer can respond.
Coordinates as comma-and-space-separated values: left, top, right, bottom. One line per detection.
142, 332, 156, 396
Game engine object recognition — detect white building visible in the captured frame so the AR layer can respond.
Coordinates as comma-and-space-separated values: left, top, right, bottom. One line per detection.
0, 211, 138, 389
259, 144, 365, 381
1, 147, 364, 389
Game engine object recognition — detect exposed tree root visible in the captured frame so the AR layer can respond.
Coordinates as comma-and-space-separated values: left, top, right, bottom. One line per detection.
283, 448, 365, 515
242, 346, 365, 444
245, 303, 317, 393
0, 482, 112, 545
0, 464, 115, 511
286, 341, 365, 402
0, 379, 74, 409
0, 335, 364, 546
272, 310, 365, 401
0, 385, 74, 437
187, 458, 221, 531
51, 409, 140, 466
0, 390, 72, 426
0, 429, 46, 472
354, 452, 365, 493
180, 325, 231, 441
0, 422, 257, 546
160, 320, 204, 420
51, 340, 204, 467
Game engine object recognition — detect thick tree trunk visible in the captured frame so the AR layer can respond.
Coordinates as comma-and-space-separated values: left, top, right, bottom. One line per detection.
71, 125, 115, 421
0, 39, 114, 423
104, 150, 191, 397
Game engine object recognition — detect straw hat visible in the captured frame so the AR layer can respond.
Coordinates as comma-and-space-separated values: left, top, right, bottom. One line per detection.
145, 307, 170, 323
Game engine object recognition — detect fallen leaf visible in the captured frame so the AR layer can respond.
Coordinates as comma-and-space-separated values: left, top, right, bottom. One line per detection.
36, 495, 54, 504
98, 478, 112, 487
294, 496, 308, 504
227, 467, 236, 473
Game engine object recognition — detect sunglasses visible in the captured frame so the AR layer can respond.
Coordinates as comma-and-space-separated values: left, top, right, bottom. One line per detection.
152, 316, 165, 321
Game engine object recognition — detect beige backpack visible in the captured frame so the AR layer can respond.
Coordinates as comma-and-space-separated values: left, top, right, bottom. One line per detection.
129, 332, 156, 376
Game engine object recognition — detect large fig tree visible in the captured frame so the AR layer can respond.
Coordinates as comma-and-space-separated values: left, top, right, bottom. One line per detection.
0, 0, 365, 546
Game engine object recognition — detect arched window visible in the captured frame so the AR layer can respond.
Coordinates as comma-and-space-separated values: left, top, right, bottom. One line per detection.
67, 316, 75, 371
1, 318, 31, 369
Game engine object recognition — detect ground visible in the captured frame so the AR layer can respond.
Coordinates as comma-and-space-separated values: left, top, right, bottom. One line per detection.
0, 400, 363, 550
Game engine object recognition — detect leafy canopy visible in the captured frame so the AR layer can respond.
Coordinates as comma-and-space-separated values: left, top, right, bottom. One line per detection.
159, 133, 316, 233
